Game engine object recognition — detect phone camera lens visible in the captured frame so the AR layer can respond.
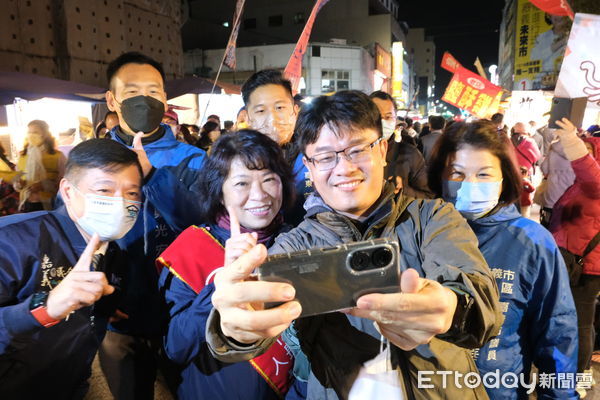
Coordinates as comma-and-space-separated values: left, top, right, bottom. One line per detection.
372, 248, 393, 268
350, 251, 370, 271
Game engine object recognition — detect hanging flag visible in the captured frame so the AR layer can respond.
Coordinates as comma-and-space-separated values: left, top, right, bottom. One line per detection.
474, 57, 488, 80
528, 0, 574, 19
284, 0, 331, 93
223, 0, 246, 70
442, 66, 503, 118
555, 13, 600, 109
441, 52, 462, 73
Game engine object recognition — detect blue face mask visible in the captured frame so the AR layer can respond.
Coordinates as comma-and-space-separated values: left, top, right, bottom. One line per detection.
442, 180, 502, 220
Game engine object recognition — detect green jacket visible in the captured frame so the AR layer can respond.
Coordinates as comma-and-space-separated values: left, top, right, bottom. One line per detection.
207, 184, 502, 399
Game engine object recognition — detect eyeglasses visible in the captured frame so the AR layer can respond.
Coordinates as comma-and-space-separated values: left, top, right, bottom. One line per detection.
306, 137, 383, 171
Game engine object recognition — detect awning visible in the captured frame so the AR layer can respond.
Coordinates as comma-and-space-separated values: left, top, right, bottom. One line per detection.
0, 71, 242, 106
0, 71, 106, 105
165, 76, 241, 99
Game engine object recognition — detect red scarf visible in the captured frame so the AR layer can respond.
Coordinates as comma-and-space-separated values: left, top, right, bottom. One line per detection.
157, 226, 293, 397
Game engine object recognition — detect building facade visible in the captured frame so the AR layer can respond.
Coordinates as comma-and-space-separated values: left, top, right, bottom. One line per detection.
406, 28, 436, 115
498, 0, 517, 91
184, 0, 419, 107
184, 0, 404, 51
186, 42, 375, 96
497, 0, 571, 91
0, 0, 184, 87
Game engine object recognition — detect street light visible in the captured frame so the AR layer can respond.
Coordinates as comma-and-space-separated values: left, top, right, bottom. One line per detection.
488, 64, 498, 85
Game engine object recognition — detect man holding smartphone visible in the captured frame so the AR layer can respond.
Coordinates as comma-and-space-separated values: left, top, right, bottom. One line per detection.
208, 91, 503, 399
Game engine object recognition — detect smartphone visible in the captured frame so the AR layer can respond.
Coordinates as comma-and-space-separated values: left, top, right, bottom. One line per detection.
257, 238, 401, 318
548, 97, 587, 129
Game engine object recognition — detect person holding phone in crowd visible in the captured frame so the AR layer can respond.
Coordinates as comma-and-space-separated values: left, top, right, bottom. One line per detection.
206, 91, 503, 399
548, 118, 600, 399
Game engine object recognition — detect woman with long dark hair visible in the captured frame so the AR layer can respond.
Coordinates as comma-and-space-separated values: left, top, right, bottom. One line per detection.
157, 130, 296, 400
196, 121, 221, 152
15, 120, 66, 212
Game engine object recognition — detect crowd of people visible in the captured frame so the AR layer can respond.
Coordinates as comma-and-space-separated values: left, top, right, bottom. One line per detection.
0, 51, 598, 400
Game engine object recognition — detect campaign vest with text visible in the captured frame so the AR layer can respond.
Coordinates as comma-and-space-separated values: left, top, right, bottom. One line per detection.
157, 226, 294, 397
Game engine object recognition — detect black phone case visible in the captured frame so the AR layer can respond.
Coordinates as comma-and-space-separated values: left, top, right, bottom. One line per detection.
258, 238, 401, 318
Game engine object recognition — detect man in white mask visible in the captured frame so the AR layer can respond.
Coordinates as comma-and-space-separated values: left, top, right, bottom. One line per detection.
369, 91, 433, 198
0, 139, 142, 399
240, 70, 308, 225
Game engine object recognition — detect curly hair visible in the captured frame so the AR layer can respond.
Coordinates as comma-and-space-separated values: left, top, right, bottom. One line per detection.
197, 129, 296, 224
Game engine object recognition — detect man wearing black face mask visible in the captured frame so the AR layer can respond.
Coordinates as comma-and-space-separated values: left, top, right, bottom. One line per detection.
100, 52, 206, 399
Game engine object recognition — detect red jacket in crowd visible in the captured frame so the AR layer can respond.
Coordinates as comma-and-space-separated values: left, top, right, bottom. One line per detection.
550, 138, 600, 275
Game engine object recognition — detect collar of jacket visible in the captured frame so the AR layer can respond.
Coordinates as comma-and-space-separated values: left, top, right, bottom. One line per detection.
50, 205, 88, 255
468, 203, 521, 228
113, 125, 166, 146
303, 182, 413, 242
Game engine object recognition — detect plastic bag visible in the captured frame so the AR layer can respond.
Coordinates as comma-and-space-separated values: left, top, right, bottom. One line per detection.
348, 336, 405, 400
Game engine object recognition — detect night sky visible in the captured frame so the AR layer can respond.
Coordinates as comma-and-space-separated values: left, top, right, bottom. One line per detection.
401, 0, 506, 100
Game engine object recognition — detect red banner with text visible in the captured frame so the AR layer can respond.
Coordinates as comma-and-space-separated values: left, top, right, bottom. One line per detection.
442, 66, 503, 118
441, 51, 462, 73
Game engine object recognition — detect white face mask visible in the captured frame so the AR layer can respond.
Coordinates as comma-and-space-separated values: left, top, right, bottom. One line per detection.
73, 187, 141, 241
381, 119, 396, 141
251, 113, 296, 145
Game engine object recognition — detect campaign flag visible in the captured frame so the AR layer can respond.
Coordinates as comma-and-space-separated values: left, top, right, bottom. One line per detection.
284, 0, 331, 93
528, 0, 574, 19
474, 57, 488, 80
223, 0, 246, 70
441, 52, 462, 73
555, 13, 600, 109
442, 66, 503, 118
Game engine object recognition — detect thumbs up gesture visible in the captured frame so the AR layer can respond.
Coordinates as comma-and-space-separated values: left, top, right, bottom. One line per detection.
224, 207, 258, 268
45, 233, 115, 320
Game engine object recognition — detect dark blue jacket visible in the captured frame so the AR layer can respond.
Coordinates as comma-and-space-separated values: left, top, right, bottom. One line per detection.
108, 125, 205, 337
158, 223, 284, 400
0, 207, 124, 399
286, 153, 312, 226
468, 204, 578, 400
